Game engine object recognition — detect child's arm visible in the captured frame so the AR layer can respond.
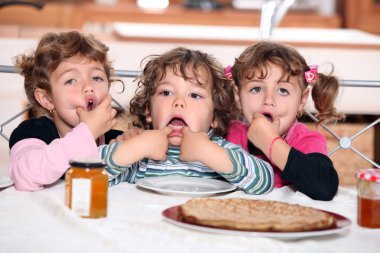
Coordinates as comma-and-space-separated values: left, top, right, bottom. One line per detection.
180, 127, 274, 194
179, 127, 234, 173
281, 148, 338, 200
108, 128, 144, 144
220, 141, 274, 194
247, 113, 290, 169
9, 123, 98, 191
99, 127, 172, 184
248, 114, 339, 200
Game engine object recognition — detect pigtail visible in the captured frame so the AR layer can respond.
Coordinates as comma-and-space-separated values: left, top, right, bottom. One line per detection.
311, 70, 345, 124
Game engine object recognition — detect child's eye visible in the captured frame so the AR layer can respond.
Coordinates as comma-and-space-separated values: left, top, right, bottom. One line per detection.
65, 79, 76, 85
249, 87, 262, 93
159, 90, 172, 96
278, 87, 289, 96
190, 93, 203, 99
93, 76, 104, 82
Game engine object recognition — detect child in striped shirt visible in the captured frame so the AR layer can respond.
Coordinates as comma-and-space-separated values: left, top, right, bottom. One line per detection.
99, 47, 274, 194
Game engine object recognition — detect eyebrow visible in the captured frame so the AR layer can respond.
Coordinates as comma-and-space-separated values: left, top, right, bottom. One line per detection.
278, 79, 297, 87
157, 78, 209, 88
57, 66, 105, 78
55, 67, 74, 78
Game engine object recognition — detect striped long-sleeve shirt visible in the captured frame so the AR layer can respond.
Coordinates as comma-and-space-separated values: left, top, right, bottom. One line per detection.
99, 135, 274, 195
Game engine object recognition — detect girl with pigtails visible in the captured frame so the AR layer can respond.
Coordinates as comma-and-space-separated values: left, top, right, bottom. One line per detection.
226, 41, 345, 200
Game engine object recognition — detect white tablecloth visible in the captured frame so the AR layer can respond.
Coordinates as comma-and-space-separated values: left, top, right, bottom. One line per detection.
0, 181, 379, 253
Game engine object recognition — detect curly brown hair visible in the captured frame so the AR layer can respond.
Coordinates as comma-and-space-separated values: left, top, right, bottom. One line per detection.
14, 31, 117, 112
231, 41, 344, 124
129, 47, 238, 137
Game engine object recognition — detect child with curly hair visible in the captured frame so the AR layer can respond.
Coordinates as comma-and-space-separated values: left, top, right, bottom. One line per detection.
99, 47, 274, 194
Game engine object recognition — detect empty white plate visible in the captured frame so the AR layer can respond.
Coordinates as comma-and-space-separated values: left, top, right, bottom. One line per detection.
136, 176, 236, 197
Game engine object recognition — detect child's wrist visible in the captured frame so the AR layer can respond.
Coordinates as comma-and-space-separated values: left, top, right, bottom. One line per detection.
269, 136, 283, 162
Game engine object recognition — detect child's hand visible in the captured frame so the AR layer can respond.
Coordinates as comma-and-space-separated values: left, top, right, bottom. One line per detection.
180, 127, 234, 173
179, 126, 210, 162
77, 95, 117, 139
247, 113, 280, 152
141, 126, 172, 161
109, 128, 144, 144
112, 126, 172, 165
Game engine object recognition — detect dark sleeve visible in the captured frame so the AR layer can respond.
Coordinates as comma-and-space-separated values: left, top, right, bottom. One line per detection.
9, 116, 59, 149
281, 147, 339, 201
104, 129, 123, 144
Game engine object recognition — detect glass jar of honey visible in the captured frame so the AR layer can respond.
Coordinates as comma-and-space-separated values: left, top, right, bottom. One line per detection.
65, 158, 108, 218
356, 168, 380, 228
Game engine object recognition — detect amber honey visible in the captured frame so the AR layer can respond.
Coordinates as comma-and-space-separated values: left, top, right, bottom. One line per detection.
357, 197, 380, 228
356, 168, 380, 228
65, 159, 108, 218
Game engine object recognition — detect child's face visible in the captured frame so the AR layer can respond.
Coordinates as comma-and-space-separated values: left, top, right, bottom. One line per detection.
238, 63, 308, 136
47, 56, 110, 134
147, 66, 216, 146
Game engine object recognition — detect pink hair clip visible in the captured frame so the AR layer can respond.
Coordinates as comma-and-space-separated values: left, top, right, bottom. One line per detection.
304, 65, 318, 84
225, 65, 233, 81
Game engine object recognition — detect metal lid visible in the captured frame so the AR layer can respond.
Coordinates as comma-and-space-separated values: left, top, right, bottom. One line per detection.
69, 158, 105, 168
356, 168, 380, 182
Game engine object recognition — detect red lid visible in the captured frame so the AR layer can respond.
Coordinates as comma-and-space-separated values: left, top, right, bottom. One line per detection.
356, 168, 380, 182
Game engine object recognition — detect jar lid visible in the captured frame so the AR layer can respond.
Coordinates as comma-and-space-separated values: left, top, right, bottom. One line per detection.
69, 158, 106, 168
356, 168, 380, 182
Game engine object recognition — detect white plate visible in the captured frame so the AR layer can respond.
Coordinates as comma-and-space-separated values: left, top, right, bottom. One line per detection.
163, 205, 352, 240
0, 177, 13, 189
136, 176, 237, 197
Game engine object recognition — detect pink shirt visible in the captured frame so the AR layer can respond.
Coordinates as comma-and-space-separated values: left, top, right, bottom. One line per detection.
226, 120, 327, 188
9, 123, 98, 191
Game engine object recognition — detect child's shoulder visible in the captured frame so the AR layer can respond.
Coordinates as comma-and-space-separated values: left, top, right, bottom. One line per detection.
9, 116, 59, 149
229, 120, 249, 130
290, 121, 325, 139
287, 121, 327, 154
227, 120, 249, 136
13, 116, 56, 133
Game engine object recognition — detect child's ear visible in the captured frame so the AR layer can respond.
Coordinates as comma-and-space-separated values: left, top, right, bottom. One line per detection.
34, 88, 54, 111
299, 88, 310, 111
211, 118, 219, 129
145, 107, 152, 123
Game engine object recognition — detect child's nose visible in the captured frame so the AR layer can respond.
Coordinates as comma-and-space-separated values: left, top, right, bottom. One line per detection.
173, 98, 185, 109
83, 83, 94, 94
263, 93, 275, 106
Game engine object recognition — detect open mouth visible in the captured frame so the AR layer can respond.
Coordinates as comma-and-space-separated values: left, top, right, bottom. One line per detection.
87, 99, 94, 111
168, 117, 187, 130
263, 113, 273, 122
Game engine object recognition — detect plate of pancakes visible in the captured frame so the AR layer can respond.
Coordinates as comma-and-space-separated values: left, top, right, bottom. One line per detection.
163, 198, 351, 239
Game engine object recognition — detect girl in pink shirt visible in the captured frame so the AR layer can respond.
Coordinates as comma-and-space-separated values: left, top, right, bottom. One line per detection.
226, 41, 345, 200
9, 31, 121, 191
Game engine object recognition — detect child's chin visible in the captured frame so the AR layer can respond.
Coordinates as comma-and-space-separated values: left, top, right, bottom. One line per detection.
168, 136, 182, 146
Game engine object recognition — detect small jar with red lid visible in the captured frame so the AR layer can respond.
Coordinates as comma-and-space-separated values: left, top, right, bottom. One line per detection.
356, 168, 380, 228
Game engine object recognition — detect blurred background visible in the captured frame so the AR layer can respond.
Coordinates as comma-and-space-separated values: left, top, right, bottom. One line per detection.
1, 0, 380, 37
1, 0, 380, 186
